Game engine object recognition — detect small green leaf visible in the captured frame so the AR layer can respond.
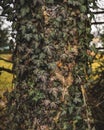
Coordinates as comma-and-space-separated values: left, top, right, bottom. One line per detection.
29, 90, 35, 96
33, 0, 38, 6
46, 0, 54, 4
24, 34, 32, 41
21, 25, 26, 34
20, 7, 30, 17
48, 62, 56, 70
20, 8, 26, 16
43, 45, 53, 56
20, 0, 24, 5
80, 6, 87, 13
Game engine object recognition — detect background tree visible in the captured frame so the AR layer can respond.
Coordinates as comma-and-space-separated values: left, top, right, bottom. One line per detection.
0, 4, 14, 52
0, 17, 13, 74
0, 18, 9, 49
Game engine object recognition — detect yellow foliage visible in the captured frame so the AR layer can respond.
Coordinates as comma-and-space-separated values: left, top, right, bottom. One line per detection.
91, 54, 104, 80
92, 54, 104, 71
0, 54, 13, 98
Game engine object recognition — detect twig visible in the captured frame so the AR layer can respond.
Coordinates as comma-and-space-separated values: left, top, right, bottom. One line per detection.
95, 100, 104, 107
0, 57, 13, 63
91, 11, 104, 14
81, 85, 94, 130
0, 67, 13, 74
91, 21, 104, 25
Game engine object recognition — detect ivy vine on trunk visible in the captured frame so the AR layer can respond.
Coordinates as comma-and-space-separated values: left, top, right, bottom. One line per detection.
1, 0, 97, 130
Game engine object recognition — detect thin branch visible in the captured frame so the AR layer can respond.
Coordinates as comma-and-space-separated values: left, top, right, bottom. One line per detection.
0, 15, 8, 18
0, 67, 13, 74
89, 5, 104, 11
96, 5, 104, 11
0, 57, 13, 63
97, 48, 104, 50
92, 11, 104, 14
95, 100, 104, 107
91, 22, 104, 25
81, 85, 94, 130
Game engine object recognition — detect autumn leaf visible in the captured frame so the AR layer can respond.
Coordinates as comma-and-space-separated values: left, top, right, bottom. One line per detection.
49, 87, 58, 98
65, 73, 73, 86
53, 111, 61, 123
55, 71, 65, 85
43, 99, 50, 106
56, 61, 63, 68
87, 50, 95, 57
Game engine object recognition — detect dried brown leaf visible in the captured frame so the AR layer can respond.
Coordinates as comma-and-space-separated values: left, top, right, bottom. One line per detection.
40, 125, 49, 130
65, 73, 73, 86
53, 111, 61, 123
50, 102, 57, 108
49, 88, 58, 98
43, 100, 50, 106
55, 71, 65, 85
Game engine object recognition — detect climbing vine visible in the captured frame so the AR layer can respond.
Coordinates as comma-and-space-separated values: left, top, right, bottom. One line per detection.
1, 0, 97, 129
